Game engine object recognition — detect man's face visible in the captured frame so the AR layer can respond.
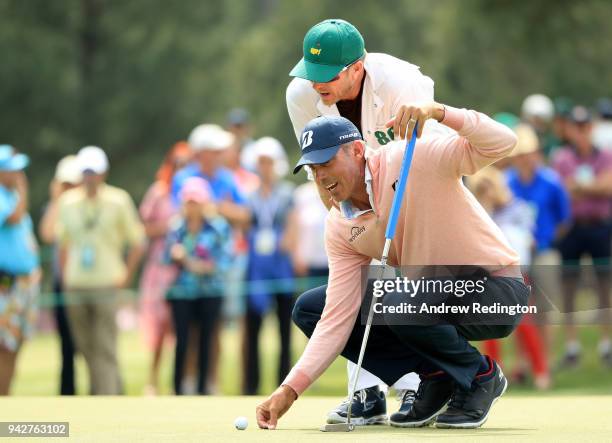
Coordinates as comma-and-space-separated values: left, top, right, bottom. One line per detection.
257, 155, 276, 182
566, 122, 593, 151
310, 141, 364, 202
82, 171, 104, 190
196, 149, 223, 175
311, 61, 363, 106
512, 151, 540, 173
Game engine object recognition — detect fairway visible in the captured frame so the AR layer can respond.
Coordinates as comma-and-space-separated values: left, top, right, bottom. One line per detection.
1, 396, 611, 442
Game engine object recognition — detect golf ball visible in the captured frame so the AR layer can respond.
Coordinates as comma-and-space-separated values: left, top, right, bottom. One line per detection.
234, 416, 248, 430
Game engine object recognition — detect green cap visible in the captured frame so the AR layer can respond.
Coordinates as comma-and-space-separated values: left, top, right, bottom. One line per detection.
290, 19, 365, 83
493, 112, 520, 129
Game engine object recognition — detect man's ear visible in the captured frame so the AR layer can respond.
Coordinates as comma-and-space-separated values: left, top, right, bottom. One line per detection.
352, 140, 366, 159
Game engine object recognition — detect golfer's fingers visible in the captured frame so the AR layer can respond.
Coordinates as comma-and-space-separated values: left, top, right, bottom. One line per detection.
268, 407, 279, 430
406, 113, 418, 140
416, 115, 426, 138
256, 406, 270, 429
400, 110, 414, 139
394, 106, 408, 139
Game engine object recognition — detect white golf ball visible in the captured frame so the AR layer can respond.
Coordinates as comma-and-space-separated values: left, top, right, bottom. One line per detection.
234, 416, 248, 430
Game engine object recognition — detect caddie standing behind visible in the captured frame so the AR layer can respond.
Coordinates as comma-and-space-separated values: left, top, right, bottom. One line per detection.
286, 18, 440, 425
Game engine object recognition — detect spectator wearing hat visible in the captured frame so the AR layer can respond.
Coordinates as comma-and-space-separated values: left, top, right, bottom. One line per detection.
593, 98, 612, 150
521, 94, 559, 160
505, 124, 571, 356
165, 177, 233, 395
172, 124, 251, 392
551, 97, 574, 154
0, 145, 39, 395
243, 137, 295, 395
56, 146, 145, 394
552, 106, 612, 368
39, 155, 83, 395
227, 108, 258, 174
171, 124, 250, 226
138, 142, 192, 396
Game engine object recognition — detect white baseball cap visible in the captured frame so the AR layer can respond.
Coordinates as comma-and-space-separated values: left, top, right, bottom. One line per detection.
253, 136, 289, 177
77, 146, 109, 174
55, 155, 83, 184
188, 124, 234, 151
521, 94, 554, 121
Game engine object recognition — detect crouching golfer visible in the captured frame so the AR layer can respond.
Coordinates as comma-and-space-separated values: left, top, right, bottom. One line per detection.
256, 102, 529, 430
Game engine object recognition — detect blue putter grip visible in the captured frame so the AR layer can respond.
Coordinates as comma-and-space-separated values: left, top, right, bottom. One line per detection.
385, 124, 418, 240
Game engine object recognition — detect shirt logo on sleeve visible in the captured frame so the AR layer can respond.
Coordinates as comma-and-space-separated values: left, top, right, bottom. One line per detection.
349, 226, 366, 242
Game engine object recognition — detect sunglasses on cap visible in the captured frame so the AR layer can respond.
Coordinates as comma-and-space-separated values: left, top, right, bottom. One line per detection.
318, 58, 362, 84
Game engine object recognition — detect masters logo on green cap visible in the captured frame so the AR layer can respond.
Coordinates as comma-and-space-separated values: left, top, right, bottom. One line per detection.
289, 19, 365, 83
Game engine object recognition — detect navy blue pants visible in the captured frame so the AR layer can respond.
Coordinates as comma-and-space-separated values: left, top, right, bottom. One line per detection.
292, 276, 529, 390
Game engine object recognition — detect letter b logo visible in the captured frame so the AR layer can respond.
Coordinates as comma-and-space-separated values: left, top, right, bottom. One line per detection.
301, 130, 313, 150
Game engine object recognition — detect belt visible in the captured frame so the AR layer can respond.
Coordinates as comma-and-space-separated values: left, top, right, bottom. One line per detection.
573, 217, 610, 226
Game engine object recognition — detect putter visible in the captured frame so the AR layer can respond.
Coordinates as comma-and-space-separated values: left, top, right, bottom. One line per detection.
321, 125, 419, 432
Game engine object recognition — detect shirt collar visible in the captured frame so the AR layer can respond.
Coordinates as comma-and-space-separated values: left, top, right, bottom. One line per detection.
339, 162, 376, 220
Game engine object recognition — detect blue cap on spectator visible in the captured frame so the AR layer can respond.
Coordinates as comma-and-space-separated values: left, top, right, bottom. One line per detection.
0, 145, 29, 171
293, 116, 362, 174
227, 108, 250, 126
596, 98, 612, 120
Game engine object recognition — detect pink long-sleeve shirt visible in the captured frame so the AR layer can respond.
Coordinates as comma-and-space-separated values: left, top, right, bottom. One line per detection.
283, 106, 520, 396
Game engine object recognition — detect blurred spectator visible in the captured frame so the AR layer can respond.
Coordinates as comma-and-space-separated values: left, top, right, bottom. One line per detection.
552, 106, 612, 368
39, 155, 83, 395
172, 124, 250, 226
56, 146, 145, 394
506, 124, 571, 357
285, 181, 329, 281
0, 145, 39, 395
165, 177, 233, 395
243, 137, 295, 395
593, 98, 612, 150
466, 166, 551, 390
223, 137, 260, 196
227, 108, 257, 173
521, 94, 559, 159
172, 124, 250, 393
138, 141, 191, 395
552, 97, 574, 151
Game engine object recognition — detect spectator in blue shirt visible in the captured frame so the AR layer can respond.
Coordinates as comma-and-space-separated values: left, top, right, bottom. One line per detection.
505, 124, 571, 368
171, 124, 250, 226
0, 145, 39, 395
172, 123, 251, 392
165, 177, 234, 395
506, 124, 571, 253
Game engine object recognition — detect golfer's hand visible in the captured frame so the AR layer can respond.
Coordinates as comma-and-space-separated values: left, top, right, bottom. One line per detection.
256, 385, 297, 430
386, 102, 446, 139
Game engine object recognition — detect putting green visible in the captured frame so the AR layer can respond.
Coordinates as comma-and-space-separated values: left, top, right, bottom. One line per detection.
1, 396, 611, 442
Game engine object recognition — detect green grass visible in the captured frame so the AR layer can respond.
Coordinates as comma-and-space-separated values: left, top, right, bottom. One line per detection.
11, 310, 612, 397
1, 396, 611, 442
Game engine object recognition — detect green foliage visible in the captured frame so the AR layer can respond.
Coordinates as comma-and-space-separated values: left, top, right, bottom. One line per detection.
1, 0, 611, 214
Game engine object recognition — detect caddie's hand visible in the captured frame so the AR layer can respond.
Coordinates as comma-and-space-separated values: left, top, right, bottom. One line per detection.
255, 385, 297, 430
386, 102, 446, 140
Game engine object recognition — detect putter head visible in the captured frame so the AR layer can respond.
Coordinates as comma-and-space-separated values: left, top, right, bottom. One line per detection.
319, 423, 355, 432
